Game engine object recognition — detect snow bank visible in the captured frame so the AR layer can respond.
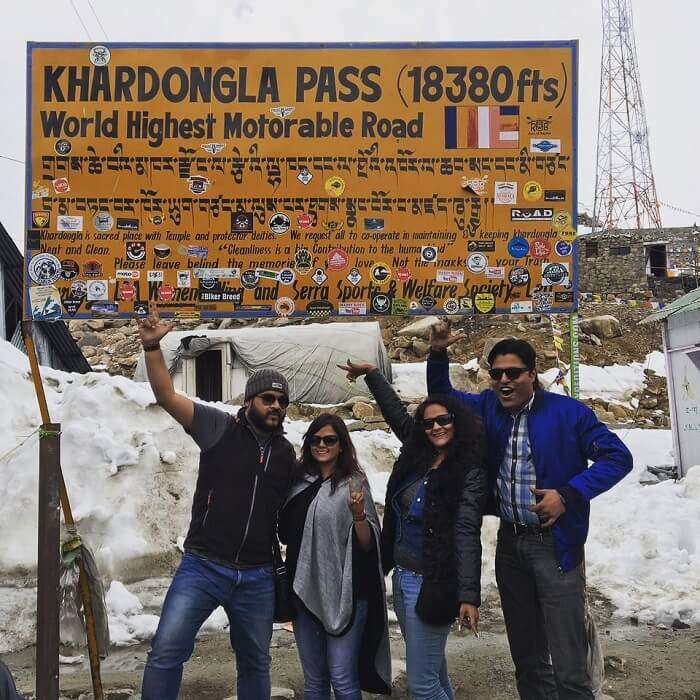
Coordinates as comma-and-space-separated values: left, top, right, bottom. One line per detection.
541, 350, 667, 406
586, 430, 700, 626
3, 339, 696, 653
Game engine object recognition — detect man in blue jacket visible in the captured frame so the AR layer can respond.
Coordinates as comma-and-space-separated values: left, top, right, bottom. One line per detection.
427, 322, 632, 700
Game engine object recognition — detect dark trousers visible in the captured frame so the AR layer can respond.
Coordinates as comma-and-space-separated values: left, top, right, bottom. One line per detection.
495, 526, 594, 700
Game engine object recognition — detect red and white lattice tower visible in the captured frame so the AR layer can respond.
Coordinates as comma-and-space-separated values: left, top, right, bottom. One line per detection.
593, 0, 662, 231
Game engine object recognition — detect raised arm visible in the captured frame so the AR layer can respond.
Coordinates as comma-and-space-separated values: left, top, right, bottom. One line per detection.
337, 360, 414, 444
427, 321, 482, 414
137, 306, 194, 429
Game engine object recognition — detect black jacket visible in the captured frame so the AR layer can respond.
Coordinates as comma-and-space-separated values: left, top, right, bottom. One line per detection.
365, 370, 487, 620
183, 408, 296, 566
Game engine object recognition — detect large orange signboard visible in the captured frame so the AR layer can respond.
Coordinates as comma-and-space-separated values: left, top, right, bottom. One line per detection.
25, 42, 577, 320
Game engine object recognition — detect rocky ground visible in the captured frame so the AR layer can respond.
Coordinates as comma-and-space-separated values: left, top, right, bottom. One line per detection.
5, 582, 699, 699
67, 301, 667, 432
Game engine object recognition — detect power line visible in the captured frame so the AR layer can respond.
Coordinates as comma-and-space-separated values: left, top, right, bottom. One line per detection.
86, 0, 110, 41
659, 201, 700, 219
68, 0, 93, 41
0, 155, 24, 164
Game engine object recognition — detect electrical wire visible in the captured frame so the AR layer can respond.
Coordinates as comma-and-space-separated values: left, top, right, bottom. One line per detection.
68, 0, 93, 41
0, 155, 24, 164
86, 0, 110, 41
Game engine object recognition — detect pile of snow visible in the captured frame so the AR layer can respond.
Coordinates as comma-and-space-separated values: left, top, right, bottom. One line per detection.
586, 430, 700, 626
541, 350, 666, 407
2, 339, 697, 653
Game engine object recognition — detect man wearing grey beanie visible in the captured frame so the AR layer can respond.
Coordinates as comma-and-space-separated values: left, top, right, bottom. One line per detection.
136, 307, 296, 700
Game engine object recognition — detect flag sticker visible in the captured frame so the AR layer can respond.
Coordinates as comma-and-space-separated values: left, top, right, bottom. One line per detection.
445, 106, 520, 149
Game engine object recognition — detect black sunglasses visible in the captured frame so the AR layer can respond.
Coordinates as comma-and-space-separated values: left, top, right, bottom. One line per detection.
488, 367, 529, 381
257, 392, 289, 408
422, 413, 454, 431
309, 435, 340, 447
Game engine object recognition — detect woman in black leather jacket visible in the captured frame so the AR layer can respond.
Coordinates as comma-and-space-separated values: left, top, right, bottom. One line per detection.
339, 359, 487, 700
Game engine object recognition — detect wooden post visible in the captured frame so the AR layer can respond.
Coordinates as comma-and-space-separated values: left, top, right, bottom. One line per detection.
22, 321, 104, 700
36, 423, 61, 700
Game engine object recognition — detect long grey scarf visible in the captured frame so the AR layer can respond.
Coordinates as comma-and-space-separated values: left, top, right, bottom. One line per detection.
288, 474, 391, 686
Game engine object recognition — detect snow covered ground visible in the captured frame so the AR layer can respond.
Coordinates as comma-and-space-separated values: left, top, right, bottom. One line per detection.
1, 340, 697, 654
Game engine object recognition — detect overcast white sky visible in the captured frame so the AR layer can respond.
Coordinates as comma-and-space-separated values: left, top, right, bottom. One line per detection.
1, 0, 697, 248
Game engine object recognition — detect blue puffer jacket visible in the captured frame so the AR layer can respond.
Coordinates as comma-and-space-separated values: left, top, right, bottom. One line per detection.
427, 349, 633, 571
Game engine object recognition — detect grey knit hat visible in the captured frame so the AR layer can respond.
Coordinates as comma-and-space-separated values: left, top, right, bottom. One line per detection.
244, 368, 290, 401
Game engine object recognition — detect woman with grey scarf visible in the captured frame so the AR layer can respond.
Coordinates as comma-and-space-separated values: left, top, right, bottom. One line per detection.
279, 414, 391, 699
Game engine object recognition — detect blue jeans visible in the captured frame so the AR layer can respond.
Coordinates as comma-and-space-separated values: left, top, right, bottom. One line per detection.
141, 552, 275, 700
293, 599, 368, 700
392, 567, 454, 700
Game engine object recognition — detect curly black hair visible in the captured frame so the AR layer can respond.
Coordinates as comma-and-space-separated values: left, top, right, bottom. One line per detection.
297, 413, 364, 492
397, 394, 484, 481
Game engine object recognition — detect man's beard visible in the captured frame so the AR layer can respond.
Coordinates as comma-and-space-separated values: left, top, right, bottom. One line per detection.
246, 403, 282, 433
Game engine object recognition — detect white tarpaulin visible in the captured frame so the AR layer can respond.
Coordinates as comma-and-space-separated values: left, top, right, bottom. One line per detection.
134, 322, 391, 405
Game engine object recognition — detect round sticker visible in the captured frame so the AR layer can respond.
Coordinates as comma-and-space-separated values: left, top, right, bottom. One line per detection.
89, 45, 111, 66
93, 212, 114, 231
553, 211, 572, 230
60, 259, 79, 280
327, 248, 349, 271
507, 237, 530, 259
275, 297, 295, 317
370, 263, 392, 285
467, 253, 488, 273
371, 294, 391, 314
474, 293, 496, 314
443, 298, 459, 314
509, 267, 531, 287
523, 181, 543, 202
53, 178, 70, 194
530, 239, 552, 259
278, 268, 296, 285
28, 253, 62, 285
555, 240, 573, 257
542, 263, 568, 286
158, 284, 175, 302
269, 212, 291, 235
324, 176, 346, 197
421, 246, 438, 262
154, 244, 171, 259
420, 295, 436, 311
55, 139, 72, 155
83, 259, 102, 277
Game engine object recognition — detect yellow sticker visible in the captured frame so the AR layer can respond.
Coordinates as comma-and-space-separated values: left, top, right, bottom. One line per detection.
553, 211, 572, 230
324, 176, 346, 197
559, 228, 577, 242
370, 262, 392, 286
474, 292, 495, 314
523, 181, 543, 202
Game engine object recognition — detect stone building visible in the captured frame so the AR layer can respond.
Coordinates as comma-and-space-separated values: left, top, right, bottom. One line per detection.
577, 226, 700, 298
